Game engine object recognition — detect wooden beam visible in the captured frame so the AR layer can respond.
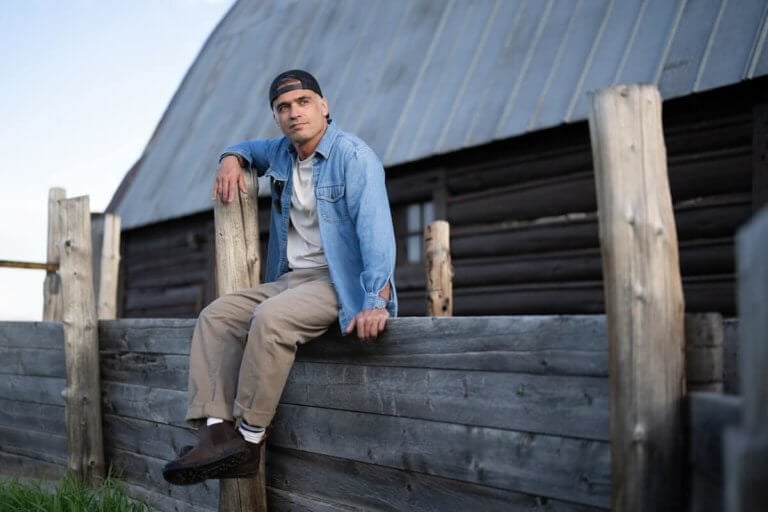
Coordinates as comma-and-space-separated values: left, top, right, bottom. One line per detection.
59, 195, 105, 485
725, 207, 768, 511
94, 214, 121, 319
424, 220, 452, 316
588, 84, 686, 511
753, 104, 768, 212
43, 187, 65, 321
213, 170, 266, 512
0, 260, 59, 271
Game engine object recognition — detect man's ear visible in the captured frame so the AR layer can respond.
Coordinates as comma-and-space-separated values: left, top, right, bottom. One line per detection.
321, 98, 329, 117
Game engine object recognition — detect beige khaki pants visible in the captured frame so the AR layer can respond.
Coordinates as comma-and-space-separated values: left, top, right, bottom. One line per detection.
186, 267, 338, 427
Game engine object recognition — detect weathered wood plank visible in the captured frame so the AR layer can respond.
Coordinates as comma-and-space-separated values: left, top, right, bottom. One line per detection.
685, 313, 724, 390
0, 375, 65, 405
270, 404, 611, 508
106, 447, 219, 509
0, 425, 68, 466
723, 318, 739, 394
102, 382, 188, 425
300, 315, 609, 376
0, 321, 64, 350
0, 347, 65, 378
102, 414, 197, 462
99, 318, 195, 355
283, 362, 609, 441
0, 398, 65, 433
120, 481, 215, 512
93, 213, 121, 320
687, 393, 742, 512
101, 351, 189, 390
268, 446, 607, 512
268, 487, 358, 512
0, 450, 67, 482
725, 206, 768, 511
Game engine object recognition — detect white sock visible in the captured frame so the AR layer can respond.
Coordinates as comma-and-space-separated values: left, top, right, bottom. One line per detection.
238, 421, 266, 444
206, 417, 224, 426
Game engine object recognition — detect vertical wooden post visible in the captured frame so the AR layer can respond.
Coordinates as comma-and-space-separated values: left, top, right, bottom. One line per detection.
588, 84, 685, 511
724, 207, 768, 511
44, 187, 66, 321
91, 213, 121, 319
213, 170, 265, 512
59, 195, 105, 485
753, 104, 768, 212
424, 220, 452, 316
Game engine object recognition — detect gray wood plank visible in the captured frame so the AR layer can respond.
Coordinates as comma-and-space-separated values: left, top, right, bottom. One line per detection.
270, 404, 611, 508
268, 487, 359, 512
0, 425, 67, 466
103, 414, 197, 462
0, 321, 63, 349
0, 375, 65, 406
283, 362, 609, 441
120, 481, 215, 512
300, 316, 609, 376
102, 381, 188, 425
0, 347, 65, 378
268, 446, 607, 512
0, 450, 67, 482
99, 318, 196, 355
688, 393, 742, 512
0, 398, 64, 433
101, 351, 189, 390
106, 447, 218, 509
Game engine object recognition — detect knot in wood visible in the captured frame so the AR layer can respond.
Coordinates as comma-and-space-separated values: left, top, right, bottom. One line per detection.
632, 423, 647, 443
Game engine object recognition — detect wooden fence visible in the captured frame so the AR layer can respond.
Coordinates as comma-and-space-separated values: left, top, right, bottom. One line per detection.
0, 313, 736, 511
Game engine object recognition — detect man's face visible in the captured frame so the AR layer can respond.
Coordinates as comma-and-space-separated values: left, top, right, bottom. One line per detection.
272, 84, 328, 148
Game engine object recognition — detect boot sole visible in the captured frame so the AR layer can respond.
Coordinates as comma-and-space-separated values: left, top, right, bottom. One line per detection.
162, 446, 249, 485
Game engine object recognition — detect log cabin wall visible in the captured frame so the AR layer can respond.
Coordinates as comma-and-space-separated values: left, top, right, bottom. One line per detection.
118, 80, 765, 319
390, 80, 764, 317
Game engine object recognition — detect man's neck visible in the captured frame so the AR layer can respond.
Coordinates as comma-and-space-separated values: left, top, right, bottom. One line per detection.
294, 123, 328, 160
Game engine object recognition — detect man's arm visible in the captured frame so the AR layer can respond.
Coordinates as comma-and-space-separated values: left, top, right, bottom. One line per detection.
213, 140, 276, 204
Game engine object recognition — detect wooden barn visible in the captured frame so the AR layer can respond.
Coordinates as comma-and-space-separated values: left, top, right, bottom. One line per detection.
108, 0, 768, 321
2, 2, 768, 511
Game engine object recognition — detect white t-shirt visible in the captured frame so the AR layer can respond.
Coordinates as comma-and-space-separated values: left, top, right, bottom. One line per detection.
287, 153, 328, 269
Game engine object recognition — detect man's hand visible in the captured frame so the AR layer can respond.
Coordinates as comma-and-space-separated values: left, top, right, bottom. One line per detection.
346, 308, 389, 342
212, 155, 247, 204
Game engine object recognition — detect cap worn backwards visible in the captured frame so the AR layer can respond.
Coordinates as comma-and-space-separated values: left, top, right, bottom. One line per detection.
269, 70, 323, 107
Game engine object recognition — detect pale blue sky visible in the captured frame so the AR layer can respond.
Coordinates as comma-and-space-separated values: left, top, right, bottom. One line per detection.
0, 0, 236, 320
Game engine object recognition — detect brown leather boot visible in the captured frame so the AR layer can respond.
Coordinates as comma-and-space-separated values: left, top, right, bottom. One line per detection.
162, 421, 249, 485
173, 428, 269, 480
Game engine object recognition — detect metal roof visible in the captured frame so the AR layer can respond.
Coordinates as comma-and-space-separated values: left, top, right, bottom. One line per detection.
112, 0, 768, 229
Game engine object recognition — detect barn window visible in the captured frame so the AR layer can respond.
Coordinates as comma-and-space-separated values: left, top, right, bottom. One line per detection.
397, 200, 434, 263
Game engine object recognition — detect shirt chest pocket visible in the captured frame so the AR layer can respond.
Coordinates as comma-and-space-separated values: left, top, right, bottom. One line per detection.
316, 184, 350, 224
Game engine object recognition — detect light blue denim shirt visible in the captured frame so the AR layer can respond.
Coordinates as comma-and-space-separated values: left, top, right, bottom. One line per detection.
222, 122, 397, 333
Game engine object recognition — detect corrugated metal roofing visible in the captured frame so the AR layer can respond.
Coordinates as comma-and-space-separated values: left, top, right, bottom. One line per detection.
112, 0, 768, 229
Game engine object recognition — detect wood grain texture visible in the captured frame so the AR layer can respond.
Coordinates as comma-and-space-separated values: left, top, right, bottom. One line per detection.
589, 85, 686, 511
424, 220, 452, 316
0, 424, 68, 466
299, 315, 609, 376
0, 321, 64, 349
94, 213, 121, 319
213, 169, 265, 512
43, 187, 65, 321
270, 404, 611, 508
0, 450, 67, 482
0, 398, 65, 433
687, 393, 741, 512
268, 446, 607, 512
282, 361, 609, 440
59, 196, 105, 483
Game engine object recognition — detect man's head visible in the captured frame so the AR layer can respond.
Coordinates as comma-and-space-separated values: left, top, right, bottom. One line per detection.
269, 70, 330, 155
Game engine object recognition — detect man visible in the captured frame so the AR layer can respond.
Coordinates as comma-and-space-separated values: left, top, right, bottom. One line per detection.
163, 70, 397, 485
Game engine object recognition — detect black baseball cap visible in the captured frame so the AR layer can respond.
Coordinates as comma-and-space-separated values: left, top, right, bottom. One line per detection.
268, 69, 323, 107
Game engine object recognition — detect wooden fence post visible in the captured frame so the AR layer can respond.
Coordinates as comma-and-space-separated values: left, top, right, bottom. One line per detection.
44, 187, 66, 321
424, 220, 452, 316
91, 213, 121, 319
213, 170, 265, 512
724, 207, 768, 511
588, 84, 685, 511
59, 195, 105, 485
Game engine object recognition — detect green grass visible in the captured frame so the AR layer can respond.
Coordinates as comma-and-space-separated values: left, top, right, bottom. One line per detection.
0, 474, 152, 512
